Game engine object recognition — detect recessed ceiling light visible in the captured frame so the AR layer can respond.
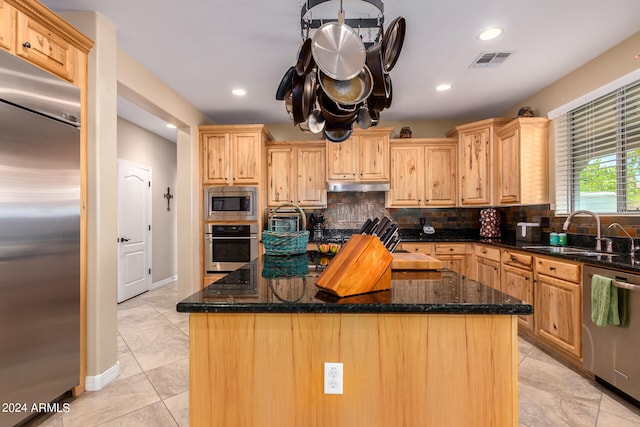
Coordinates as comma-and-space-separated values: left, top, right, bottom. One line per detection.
232, 88, 246, 96
166, 123, 177, 129
436, 83, 452, 92
478, 27, 503, 41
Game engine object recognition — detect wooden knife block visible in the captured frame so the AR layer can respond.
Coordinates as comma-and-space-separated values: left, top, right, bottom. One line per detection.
316, 234, 392, 297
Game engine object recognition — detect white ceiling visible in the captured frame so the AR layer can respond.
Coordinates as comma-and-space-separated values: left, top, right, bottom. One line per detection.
41, 0, 640, 139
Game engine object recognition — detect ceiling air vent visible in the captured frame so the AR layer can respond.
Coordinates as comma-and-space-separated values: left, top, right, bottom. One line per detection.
470, 51, 513, 68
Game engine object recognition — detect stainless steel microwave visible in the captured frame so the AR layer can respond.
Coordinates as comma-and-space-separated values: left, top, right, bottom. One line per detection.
205, 186, 257, 221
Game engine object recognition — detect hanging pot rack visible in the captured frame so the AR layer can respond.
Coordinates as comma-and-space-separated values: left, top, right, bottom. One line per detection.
300, 0, 384, 45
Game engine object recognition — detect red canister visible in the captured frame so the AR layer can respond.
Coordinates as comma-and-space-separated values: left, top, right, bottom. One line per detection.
479, 209, 501, 238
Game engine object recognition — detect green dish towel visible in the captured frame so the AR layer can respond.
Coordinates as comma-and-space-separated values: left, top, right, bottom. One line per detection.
591, 274, 620, 327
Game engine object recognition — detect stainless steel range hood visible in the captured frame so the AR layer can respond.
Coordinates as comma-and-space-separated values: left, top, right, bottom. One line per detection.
327, 181, 390, 192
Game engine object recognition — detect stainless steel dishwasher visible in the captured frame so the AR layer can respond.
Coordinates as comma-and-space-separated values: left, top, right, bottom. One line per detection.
583, 265, 640, 403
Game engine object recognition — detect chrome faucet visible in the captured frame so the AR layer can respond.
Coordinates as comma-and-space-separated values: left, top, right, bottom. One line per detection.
562, 210, 604, 252
609, 222, 638, 255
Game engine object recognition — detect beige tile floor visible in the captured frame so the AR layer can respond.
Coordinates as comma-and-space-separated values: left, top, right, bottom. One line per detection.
26, 281, 640, 426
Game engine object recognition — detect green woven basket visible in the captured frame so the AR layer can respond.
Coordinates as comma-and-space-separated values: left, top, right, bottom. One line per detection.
262, 203, 309, 255
262, 254, 309, 278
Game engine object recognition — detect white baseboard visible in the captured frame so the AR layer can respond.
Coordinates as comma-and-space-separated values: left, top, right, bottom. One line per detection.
151, 275, 178, 289
85, 361, 120, 391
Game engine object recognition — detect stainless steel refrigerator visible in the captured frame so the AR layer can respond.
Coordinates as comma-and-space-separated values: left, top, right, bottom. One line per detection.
0, 49, 81, 426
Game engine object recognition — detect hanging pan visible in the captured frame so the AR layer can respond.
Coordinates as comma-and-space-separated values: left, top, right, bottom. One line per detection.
275, 66, 295, 101
382, 17, 406, 72
318, 65, 372, 107
312, 21, 366, 80
295, 37, 315, 76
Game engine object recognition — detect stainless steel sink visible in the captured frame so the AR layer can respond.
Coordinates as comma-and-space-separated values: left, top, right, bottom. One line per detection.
521, 245, 619, 257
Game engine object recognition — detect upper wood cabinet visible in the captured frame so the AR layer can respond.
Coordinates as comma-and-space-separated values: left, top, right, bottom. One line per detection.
200, 125, 272, 186
387, 138, 457, 208
1, 0, 91, 85
447, 118, 511, 206
495, 117, 549, 205
266, 142, 326, 208
326, 127, 391, 182
0, 0, 15, 52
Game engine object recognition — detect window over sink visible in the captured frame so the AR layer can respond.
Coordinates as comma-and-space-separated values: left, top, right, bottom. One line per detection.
554, 78, 640, 214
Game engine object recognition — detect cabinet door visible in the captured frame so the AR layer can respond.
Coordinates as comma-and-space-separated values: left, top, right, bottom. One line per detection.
326, 138, 358, 180
388, 145, 423, 207
497, 127, 520, 203
202, 133, 230, 184
502, 265, 534, 331
266, 147, 295, 205
476, 257, 500, 291
16, 13, 76, 82
459, 128, 491, 205
359, 134, 389, 181
439, 256, 466, 276
297, 146, 326, 207
0, 0, 15, 52
232, 132, 261, 184
425, 144, 457, 206
535, 274, 582, 358
399, 242, 434, 255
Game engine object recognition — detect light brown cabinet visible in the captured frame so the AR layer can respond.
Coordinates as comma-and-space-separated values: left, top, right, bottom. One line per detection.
326, 128, 391, 182
534, 256, 582, 358
495, 118, 549, 205
435, 243, 468, 276
0, 0, 15, 52
1, 0, 89, 85
387, 139, 457, 207
474, 245, 501, 290
16, 12, 77, 82
447, 118, 511, 206
201, 125, 272, 186
266, 142, 326, 208
501, 250, 535, 332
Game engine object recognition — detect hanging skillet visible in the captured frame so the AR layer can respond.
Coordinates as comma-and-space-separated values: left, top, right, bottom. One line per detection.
295, 37, 315, 76
381, 17, 406, 73
275, 66, 295, 101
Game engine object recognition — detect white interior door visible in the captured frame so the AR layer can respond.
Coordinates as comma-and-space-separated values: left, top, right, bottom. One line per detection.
117, 160, 152, 303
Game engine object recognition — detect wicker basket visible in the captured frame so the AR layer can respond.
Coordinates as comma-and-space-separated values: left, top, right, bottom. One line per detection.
262, 203, 309, 255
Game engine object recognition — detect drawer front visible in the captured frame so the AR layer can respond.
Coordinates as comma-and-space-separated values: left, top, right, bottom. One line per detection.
400, 243, 434, 255
474, 245, 500, 262
501, 250, 533, 270
535, 256, 581, 283
435, 243, 466, 255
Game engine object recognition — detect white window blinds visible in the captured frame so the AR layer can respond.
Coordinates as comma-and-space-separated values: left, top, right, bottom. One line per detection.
554, 79, 640, 214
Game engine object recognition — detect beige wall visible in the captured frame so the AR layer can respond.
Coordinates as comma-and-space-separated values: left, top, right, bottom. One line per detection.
117, 118, 178, 283
267, 119, 466, 141
58, 11, 209, 384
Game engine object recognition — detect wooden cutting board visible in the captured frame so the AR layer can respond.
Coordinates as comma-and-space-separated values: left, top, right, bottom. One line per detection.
391, 253, 442, 270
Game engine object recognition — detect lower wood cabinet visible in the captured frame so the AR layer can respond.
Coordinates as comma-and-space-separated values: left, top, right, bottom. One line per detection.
473, 245, 501, 290
534, 256, 582, 359
435, 243, 468, 277
501, 250, 535, 332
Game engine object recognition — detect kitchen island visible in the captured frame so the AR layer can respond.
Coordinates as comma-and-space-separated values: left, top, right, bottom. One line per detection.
177, 252, 532, 427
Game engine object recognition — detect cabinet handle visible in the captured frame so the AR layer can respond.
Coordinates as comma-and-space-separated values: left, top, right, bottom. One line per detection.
549, 266, 556, 271
511, 256, 516, 262
482, 250, 487, 254
22, 41, 31, 49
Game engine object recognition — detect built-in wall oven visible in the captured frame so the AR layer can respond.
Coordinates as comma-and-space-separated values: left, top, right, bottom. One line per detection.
205, 186, 257, 221
583, 265, 640, 404
204, 223, 258, 272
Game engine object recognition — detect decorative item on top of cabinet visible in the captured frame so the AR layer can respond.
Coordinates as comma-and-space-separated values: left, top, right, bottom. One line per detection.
534, 256, 582, 359
387, 138, 457, 208
495, 117, 549, 205
326, 127, 391, 182
200, 125, 272, 186
447, 118, 511, 206
266, 141, 326, 208
501, 249, 534, 332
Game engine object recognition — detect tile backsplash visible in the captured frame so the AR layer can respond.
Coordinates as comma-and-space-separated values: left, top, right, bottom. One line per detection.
306, 193, 640, 250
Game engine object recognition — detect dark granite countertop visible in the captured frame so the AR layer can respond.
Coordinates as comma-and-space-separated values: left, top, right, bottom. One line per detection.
177, 251, 532, 315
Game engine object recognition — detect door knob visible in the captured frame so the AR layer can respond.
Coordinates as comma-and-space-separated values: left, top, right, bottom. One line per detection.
118, 237, 131, 242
